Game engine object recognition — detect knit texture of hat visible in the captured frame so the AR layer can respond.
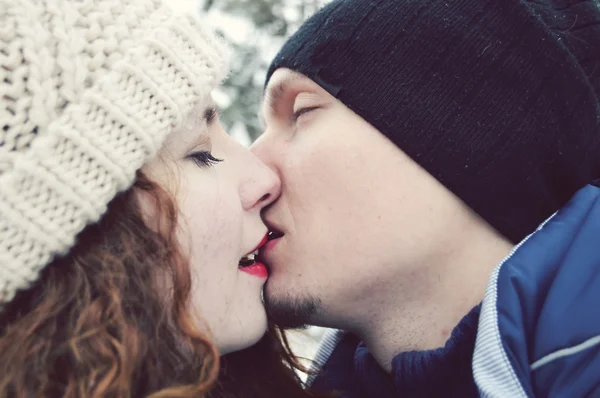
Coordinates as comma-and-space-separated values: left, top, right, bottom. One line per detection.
0, 0, 228, 304
267, 0, 600, 243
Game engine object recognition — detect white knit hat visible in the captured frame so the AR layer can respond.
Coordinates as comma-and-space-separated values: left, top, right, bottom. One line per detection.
0, 0, 228, 304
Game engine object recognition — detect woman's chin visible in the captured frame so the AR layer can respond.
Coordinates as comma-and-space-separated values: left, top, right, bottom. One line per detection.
217, 310, 268, 355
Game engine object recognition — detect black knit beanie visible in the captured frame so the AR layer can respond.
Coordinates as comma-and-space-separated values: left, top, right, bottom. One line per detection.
267, 0, 600, 243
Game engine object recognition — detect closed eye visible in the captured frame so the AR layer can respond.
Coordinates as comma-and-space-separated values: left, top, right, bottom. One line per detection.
291, 106, 319, 122
189, 151, 222, 167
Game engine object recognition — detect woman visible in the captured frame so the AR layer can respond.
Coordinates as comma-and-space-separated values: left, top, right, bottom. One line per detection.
0, 0, 322, 396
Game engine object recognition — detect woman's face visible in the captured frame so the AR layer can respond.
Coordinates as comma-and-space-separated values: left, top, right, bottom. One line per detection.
140, 103, 281, 355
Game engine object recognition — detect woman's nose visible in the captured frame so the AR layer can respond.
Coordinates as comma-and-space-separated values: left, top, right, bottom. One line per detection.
239, 150, 281, 211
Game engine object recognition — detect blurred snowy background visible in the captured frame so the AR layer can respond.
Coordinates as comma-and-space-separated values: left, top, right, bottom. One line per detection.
169, 0, 333, 369
171, 0, 330, 145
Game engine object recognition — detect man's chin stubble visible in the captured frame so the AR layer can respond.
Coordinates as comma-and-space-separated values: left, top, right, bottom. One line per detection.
263, 288, 322, 329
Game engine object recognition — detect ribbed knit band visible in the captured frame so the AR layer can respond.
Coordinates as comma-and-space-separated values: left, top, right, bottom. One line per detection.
267, 0, 600, 243
0, 0, 228, 304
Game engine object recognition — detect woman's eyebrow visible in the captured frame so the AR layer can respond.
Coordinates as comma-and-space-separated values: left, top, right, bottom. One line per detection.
168, 106, 215, 148
204, 106, 218, 125
189, 106, 217, 131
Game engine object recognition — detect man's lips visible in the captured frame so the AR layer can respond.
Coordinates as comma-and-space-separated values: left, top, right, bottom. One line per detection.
246, 233, 268, 256
264, 235, 281, 253
257, 231, 283, 264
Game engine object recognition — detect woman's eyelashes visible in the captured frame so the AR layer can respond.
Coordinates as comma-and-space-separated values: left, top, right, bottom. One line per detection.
189, 151, 223, 168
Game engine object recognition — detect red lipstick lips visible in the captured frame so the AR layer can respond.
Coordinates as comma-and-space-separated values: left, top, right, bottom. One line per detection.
239, 262, 268, 278
238, 234, 269, 279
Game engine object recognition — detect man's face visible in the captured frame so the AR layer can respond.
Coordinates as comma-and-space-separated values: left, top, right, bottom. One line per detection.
252, 69, 475, 329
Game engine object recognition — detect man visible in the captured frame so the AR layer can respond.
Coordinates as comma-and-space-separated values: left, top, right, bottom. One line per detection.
253, 0, 600, 396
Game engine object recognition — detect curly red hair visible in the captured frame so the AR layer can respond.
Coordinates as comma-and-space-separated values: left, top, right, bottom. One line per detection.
0, 172, 330, 397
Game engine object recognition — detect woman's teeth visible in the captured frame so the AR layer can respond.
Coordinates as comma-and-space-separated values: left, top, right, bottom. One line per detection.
239, 249, 259, 268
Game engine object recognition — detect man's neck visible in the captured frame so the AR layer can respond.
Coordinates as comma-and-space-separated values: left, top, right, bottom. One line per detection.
354, 226, 513, 372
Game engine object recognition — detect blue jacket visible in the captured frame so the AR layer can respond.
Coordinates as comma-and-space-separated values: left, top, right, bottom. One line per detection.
310, 182, 600, 397
473, 182, 600, 397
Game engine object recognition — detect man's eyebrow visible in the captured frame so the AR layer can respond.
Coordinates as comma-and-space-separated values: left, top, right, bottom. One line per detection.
259, 73, 307, 127
263, 72, 306, 112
